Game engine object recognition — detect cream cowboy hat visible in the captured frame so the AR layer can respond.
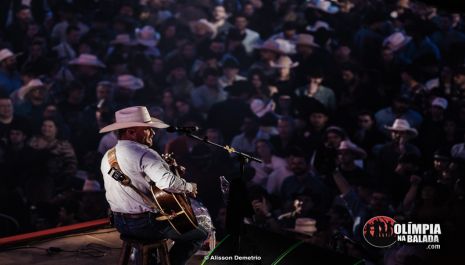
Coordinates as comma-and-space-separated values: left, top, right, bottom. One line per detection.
274, 39, 296, 55
385, 118, 418, 137
270, 56, 299, 68
69, 53, 106, 68
338, 140, 367, 159
254, 39, 285, 54
18, 79, 45, 100
117, 75, 144, 90
135, 25, 160, 47
99, 106, 169, 133
295, 34, 320, 48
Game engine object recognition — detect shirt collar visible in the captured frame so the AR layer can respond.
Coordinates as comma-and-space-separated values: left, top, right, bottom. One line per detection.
117, 139, 147, 148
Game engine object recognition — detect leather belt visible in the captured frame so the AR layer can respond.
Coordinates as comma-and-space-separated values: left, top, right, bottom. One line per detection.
112, 211, 152, 219
112, 211, 178, 221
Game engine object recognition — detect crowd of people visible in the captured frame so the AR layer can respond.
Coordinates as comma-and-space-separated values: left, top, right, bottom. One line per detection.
1, 0, 465, 263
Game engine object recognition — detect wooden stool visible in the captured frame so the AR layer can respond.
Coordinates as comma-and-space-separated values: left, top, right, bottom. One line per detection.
119, 235, 170, 265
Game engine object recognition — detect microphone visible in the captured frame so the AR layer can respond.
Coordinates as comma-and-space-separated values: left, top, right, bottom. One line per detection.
166, 126, 200, 133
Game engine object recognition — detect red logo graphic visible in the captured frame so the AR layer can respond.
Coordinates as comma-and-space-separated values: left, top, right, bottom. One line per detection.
363, 216, 397, 248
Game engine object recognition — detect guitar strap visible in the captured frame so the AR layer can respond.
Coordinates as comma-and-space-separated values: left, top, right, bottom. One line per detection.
107, 147, 172, 221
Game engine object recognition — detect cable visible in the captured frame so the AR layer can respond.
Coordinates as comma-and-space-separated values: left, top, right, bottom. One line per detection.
3, 246, 49, 251
4, 243, 122, 258
77, 243, 122, 257
20, 227, 117, 246
86, 242, 121, 250
2, 228, 118, 252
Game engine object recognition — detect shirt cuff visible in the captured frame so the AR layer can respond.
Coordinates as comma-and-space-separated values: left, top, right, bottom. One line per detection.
186, 182, 193, 193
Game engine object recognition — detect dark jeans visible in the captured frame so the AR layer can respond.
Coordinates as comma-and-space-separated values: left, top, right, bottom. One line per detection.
114, 213, 208, 265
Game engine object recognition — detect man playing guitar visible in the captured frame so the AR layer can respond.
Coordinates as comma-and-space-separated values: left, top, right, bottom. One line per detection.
100, 106, 208, 265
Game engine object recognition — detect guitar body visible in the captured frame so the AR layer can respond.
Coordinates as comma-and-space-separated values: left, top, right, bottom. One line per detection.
150, 186, 198, 235
149, 153, 198, 235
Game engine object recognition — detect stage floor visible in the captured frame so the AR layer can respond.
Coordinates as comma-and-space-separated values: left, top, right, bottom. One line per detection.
0, 228, 203, 265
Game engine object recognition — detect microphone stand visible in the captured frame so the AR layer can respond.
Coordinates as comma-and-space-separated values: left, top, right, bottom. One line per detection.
177, 130, 262, 253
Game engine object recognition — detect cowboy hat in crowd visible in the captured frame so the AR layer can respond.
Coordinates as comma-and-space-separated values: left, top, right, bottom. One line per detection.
254, 39, 285, 54
99, 106, 169, 133
270, 56, 299, 68
69, 53, 106, 68
295, 34, 320, 48
385, 118, 418, 137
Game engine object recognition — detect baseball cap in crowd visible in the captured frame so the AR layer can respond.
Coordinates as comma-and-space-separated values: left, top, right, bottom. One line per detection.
306, 20, 332, 32
222, 57, 240, 69
424, 78, 439, 91
135, 25, 160, 47
383, 32, 412, 52
431, 97, 448, 110
117, 75, 144, 90
433, 148, 451, 161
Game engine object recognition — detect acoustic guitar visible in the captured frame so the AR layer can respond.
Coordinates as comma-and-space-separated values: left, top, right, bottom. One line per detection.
149, 153, 198, 235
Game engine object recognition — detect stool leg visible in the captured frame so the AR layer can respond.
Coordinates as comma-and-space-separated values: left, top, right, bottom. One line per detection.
135, 244, 144, 265
118, 241, 131, 265
142, 245, 151, 265
158, 242, 171, 265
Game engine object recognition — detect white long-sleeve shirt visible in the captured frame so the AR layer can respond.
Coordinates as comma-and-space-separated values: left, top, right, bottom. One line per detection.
101, 140, 193, 214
